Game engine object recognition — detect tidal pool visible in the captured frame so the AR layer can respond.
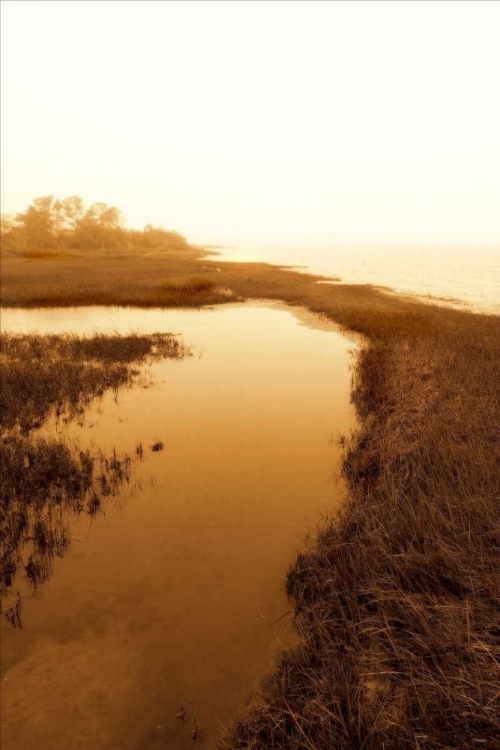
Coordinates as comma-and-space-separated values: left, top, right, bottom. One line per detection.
1, 302, 357, 750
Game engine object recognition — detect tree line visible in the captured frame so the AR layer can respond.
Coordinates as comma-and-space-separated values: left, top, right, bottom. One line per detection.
0, 196, 188, 254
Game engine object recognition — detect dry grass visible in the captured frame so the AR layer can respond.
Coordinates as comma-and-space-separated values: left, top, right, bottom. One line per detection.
22, 249, 78, 260
0, 248, 229, 308
1, 248, 499, 746
159, 276, 216, 294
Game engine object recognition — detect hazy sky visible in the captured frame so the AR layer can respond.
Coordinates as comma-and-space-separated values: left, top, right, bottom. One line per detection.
1, 0, 499, 250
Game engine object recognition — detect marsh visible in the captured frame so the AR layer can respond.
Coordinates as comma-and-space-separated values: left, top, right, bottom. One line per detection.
0, 302, 357, 749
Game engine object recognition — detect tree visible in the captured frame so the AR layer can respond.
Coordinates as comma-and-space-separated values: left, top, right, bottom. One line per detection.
72, 202, 125, 249
86, 202, 123, 230
141, 224, 188, 250
15, 196, 55, 249
0, 214, 25, 254
59, 196, 85, 231
3, 194, 188, 254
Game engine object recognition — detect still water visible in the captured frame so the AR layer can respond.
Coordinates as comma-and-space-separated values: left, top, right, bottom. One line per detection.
211, 245, 500, 314
1, 302, 356, 750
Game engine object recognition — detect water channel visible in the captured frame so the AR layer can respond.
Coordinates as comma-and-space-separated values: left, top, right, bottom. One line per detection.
1, 301, 357, 750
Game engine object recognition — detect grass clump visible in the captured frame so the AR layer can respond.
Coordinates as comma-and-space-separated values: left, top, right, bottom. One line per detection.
22, 250, 78, 260
157, 276, 234, 307
0, 331, 188, 432
0, 435, 131, 601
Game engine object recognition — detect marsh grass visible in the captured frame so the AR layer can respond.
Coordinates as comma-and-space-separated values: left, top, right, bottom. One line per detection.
156, 275, 231, 307
0, 330, 190, 616
1, 249, 499, 746
221, 311, 500, 749
0, 252, 236, 307
22, 250, 78, 260
0, 435, 131, 606
0, 331, 189, 432
159, 276, 216, 294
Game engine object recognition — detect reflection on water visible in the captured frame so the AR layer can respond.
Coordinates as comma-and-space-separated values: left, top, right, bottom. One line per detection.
0, 303, 356, 750
211, 245, 500, 314
1, 435, 134, 623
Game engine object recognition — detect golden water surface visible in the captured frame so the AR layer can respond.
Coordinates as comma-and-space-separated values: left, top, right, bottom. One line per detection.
1, 302, 356, 750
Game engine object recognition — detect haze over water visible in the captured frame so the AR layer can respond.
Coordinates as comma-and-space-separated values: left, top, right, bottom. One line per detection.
2, 2, 499, 301
211, 244, 500, 315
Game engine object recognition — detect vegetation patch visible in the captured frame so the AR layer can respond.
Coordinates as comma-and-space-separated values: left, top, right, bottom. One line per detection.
22, 249, 78, 260
220, 297, 500, 749
0, 435, 131, 606
0, 331, 190, 619
156, 276, 229, 306
1, 195, 189, 255
0, 331, 188, 432
160, 277, 216, 294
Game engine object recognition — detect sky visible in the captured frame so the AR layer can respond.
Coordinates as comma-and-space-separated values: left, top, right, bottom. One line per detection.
1, 0, 499, 251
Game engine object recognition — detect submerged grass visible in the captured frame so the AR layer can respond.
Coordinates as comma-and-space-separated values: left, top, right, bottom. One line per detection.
1, 249, 499, 746
0, 435, 131, 605
0, 330, 190, 612
0, 331, 188, 432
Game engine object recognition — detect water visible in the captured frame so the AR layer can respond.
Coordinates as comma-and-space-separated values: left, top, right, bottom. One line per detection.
210, 244, 500, 314
0, 302, 357, 750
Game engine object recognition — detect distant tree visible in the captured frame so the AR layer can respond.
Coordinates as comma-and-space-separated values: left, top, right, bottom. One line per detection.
59, 196, 85, 231
51, 200, 65, 235
141, 224, 188, 250
87, 202, 123, 230
15, 196, 56, 249
0, 214, 15, 233
2, 195, 189, 254
72, 202, 125, 249
0, 214, 26, 254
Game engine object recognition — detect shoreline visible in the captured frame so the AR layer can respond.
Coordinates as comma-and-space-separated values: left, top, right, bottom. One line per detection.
1, 248, 499, 748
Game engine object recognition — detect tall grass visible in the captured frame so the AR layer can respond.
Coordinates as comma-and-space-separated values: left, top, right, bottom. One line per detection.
0, 253, 234, 307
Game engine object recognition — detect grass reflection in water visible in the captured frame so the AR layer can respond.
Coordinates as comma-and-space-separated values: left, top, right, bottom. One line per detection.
0, 331, 190, 624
